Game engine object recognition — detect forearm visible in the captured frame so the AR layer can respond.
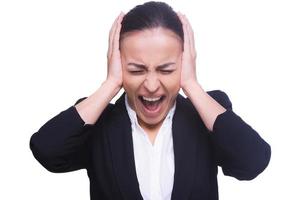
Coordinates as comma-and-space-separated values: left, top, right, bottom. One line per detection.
182, 81, 226, 132
75, 80, 121, 125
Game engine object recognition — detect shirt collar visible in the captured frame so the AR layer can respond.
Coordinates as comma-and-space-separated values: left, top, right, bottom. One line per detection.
125, 94, 176, 127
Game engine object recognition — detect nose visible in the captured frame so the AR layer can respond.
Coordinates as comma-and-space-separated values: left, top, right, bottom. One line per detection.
143, 73, 160, 93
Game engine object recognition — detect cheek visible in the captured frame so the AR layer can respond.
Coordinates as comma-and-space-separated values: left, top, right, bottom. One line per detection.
122, 73, 144, 95
160, 72, 181, 93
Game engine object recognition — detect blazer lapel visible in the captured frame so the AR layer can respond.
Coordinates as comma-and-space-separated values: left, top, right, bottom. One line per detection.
106, 93, 202, 200
171, 95, 199, 200
106, 93, 143, 200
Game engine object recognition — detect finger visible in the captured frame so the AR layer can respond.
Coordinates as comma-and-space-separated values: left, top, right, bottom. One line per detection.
177, 12, 186, 30
112, 12, 124, 53
108, 16, 118, 59
108, 13, 123, 59
109, 14, 120, 43
183, 15, 196, 57
177, 12, 190, 54
187, 16, 196, 57
177, 12, 188, 51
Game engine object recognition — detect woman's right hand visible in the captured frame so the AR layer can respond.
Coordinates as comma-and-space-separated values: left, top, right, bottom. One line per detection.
74, 13, 125, 125
106, 12, 125, 89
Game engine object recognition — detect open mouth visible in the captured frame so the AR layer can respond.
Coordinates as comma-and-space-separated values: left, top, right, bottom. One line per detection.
138, 95, 165, 112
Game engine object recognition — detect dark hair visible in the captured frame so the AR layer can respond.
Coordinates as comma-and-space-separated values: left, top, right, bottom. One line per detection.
120, 1, 183, 45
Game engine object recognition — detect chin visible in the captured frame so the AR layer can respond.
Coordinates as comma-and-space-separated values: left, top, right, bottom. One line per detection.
136, 114, 165, 129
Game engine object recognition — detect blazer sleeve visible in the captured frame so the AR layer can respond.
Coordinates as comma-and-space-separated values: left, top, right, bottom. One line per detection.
209, 90, 271, 180
29, 97, 93, 173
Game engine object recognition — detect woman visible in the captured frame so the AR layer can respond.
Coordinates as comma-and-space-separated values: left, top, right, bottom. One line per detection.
30, 1, 271, 200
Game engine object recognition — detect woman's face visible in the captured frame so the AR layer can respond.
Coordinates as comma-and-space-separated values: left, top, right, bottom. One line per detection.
120, 27, 182, 129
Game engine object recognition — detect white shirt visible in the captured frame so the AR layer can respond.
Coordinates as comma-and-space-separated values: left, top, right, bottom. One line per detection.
125, 94, 176, 200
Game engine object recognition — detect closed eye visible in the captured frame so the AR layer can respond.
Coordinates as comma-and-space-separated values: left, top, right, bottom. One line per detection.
160, 70, 174, 74
129, 70, 145, 75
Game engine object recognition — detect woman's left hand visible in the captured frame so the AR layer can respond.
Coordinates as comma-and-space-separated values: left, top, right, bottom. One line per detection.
177, 12, 227, 132
177, 13, 198, 92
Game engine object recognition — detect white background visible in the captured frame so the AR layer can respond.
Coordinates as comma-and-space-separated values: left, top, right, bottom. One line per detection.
0, 0, 299, 199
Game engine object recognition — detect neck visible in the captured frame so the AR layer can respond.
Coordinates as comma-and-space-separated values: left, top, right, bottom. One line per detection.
137, 117, 164, 145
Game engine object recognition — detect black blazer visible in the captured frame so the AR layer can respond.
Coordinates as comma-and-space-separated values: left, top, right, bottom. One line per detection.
30, 90, 271, 200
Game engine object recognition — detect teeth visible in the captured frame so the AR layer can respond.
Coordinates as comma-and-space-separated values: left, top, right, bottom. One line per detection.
142, 96, 161, 102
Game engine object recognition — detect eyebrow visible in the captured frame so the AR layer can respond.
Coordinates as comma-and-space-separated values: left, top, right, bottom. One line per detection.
127, 62, 176, 69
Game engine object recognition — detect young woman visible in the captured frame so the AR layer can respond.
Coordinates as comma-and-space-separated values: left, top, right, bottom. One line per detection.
30, 2, 271, 200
